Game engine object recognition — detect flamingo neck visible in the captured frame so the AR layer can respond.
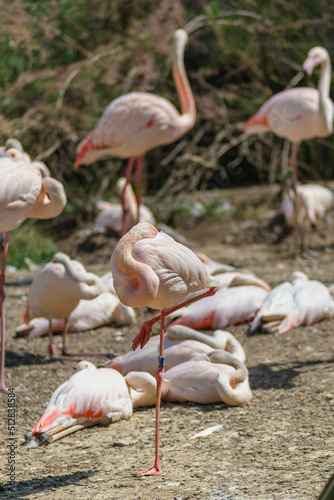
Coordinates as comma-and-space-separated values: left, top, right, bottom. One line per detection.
28, 178, 66, 220
172, 34, 196, 131
318, 57, 332, 133
111, 223, 159, 308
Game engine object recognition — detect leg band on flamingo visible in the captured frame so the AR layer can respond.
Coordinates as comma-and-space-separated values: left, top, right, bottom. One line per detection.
158, 356, 165, 367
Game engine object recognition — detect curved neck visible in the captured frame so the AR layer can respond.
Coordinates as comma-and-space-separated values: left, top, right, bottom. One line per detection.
172, 31, 196, 129
111, 224, 159, 308
29, 177, 66, 220
318, 57, 332, 133
126, 372, 156, 408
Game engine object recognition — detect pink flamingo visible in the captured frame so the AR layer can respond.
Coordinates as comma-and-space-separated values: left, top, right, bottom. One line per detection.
281, 183, 333, 228
248, 271, 334, 334
161, 350, 252, 407
22, 252, 110, 359
110, 222, 217, 476
244, 47, 333, 250
74, 29, 196, 233
168, 285, 268, 330
0, 141, 66, 393
25, 360, 156, 445
109, 325, 246, 375
95, 178, 155, 234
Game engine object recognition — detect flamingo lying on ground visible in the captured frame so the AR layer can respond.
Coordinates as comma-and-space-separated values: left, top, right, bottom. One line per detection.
168, 285, 268, 330
109, 325, 246, 375
248, 271, 334, 334
281, 184, 333, 228
74, 29, 195, 234
95, 178, 155, 234
244, 47, 333, 252
111, 222, 217, 475
22, 252, 108, 359
0, 141, 66, 392
161, 350, 252, 406
25, 360, 156, 446
17, 289, 136, 339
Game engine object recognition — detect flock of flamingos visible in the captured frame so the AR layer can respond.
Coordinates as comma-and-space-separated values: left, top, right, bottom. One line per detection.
1, 27, 334, 482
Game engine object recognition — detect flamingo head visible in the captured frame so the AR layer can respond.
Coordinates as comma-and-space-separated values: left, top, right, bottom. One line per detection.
303, 46, 330, 75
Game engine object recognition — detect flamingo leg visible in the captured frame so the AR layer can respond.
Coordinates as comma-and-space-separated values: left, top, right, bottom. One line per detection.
48, 319, 57, 360
0, 232, 9, 393
138, 310, 165, 476
41, 422, 96, 444
134, 156, 143, 224
289, 141, 304, 256
132, 286, 218, 350
121, 156, 136, 235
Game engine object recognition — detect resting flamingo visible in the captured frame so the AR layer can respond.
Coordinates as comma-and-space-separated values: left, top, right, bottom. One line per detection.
95, 178, 155, 234
74, 29, 196, 234
109, 325, 246, 375
22, 252, 107, 359
0, 141, 66, 393
167, 285, 268, 330
244, 47, 333, 251
281, 183, 333, 228
25, 360, 156, 446
17, 289, 136, 339
110, 222, 217, 476
161, 350, 252, 407
248, 271, 334, 334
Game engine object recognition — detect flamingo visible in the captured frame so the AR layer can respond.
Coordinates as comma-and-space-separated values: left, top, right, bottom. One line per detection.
110, 222, 217, 476
16, 289, 136, 339
161, 350, 252, 407
109, 325, 246, 375
0, 141, 66, 393
168, 285, 268, 330
22, 252, 108, 359
244, 47, 333, 252
248, 271, 334, 334
281, 183, 333, 228
74, 29, 196, 234
25, 360, 156, 446
95, 178, 155, 234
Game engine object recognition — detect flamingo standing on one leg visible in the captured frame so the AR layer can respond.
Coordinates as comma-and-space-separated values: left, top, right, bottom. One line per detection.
74, 29, 196, 234
244, 47, 333, 253
0, 141, 66, 393
110, 222, 217, 476
25, 360, 156, 445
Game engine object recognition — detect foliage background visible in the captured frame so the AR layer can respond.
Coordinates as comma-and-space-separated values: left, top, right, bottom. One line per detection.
1, 0, 334, 236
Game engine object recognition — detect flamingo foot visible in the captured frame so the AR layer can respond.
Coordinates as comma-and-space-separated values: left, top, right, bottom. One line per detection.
132, 322, 152, 350
0, 383, 9, 394
138, 463, 163, 476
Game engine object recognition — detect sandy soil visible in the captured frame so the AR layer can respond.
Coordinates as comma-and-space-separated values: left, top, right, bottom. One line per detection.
1, 184, 334, 500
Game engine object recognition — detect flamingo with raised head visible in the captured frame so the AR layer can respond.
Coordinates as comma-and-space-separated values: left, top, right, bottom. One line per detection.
244, 47, 333, 252
74, 29, 196, 233
110, 222, 217, 476
109, 325, 246, 375
25, 360, 156, 445
0, 141, 66, 393
22, 252, 108, 359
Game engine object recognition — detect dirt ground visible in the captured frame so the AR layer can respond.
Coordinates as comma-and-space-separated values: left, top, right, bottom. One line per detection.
1, 184, 334, 500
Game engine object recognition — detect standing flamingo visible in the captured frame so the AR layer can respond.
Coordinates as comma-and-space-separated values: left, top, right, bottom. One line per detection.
25, 360, 156, 445
22, 252, 109, 359
244, 47, 333, 252
0, 141, 66, 393
110, 222, 217, 476
74, 29, 196, 233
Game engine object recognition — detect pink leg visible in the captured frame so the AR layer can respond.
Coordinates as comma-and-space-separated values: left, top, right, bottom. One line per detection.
121, 156, 136, 235
48, 319, 57, 360
132, 286, 218, 350
0, 232, 9, 393
289, 141, 304, 255
135, 156, 143, 224
138, 310, 165, 476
